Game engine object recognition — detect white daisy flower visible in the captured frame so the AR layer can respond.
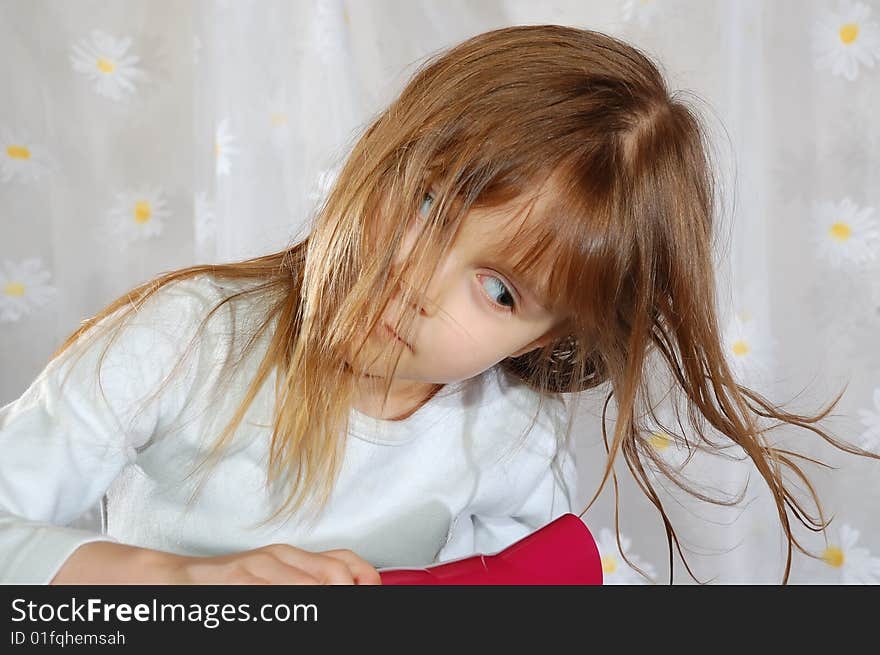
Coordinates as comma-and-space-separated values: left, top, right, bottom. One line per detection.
812, 197, 880, 270
722, 311, 776, 389
194, 190, 216, 249
812, 0, 880, 81
105, 186, 169, 246
0, 127, 55, 184
821, 523, 880, 584
215, 118, 239, 177
69, 30, 148, 101
595, 528, 657, 584
621, 0, 661, 29
856, 387, 880, 452
0, 258, 58, 323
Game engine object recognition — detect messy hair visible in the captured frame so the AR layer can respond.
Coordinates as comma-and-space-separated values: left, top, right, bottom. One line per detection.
51, 25, 878, 584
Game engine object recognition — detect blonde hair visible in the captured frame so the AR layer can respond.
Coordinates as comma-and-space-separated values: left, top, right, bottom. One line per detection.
51, 25, 878, 584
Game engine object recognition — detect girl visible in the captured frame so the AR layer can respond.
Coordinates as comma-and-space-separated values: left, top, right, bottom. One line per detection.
1, 25, 876, 586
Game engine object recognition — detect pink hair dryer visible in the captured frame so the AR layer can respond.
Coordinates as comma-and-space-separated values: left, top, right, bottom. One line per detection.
377, 513, 602, 585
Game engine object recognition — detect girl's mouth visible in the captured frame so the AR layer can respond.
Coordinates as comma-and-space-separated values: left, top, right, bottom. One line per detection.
382, 322, 412, 350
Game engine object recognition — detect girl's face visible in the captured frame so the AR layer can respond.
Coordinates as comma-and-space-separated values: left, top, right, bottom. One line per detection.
356, 189, 563, 387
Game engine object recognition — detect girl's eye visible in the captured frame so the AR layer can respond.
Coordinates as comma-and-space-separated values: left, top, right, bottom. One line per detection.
479, 274, 518, 313
419, 192, 434, 218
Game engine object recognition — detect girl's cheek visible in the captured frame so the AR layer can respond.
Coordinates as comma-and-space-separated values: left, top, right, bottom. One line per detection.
393, 231, 414, 266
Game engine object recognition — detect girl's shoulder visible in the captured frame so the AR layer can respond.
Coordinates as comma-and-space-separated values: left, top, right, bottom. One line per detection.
134, 273, 269, 332
154, 272, 256, 307
491, 364, 568, 420
484, 364, 570, 456
117, 273, 231, 341
74, 273, 263, 373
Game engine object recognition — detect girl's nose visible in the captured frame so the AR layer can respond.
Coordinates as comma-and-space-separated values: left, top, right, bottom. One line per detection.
395, 275, 437, 318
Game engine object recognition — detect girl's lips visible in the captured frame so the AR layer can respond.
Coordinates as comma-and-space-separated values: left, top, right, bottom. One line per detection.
382, 322, 412, 350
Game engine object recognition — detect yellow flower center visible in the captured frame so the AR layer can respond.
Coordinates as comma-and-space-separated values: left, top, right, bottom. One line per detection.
96, 57, 116, 73
214, 141, 221, 156
271, 112, 288, 126
601, 555, 618, 574
133, 200, 152, 224
829, 222, 851, 241
822, 546, 845, 568
839, 23, 859, 45
648, 431, 671, 451
4, 281, 25, 297
732, 339, 750, 356
6, 145, 31, 160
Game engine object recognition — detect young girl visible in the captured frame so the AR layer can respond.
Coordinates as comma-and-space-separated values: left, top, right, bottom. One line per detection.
1, 25, 876, 586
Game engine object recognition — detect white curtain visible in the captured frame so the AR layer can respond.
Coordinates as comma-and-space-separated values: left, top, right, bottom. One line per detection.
2, 0, 878, 584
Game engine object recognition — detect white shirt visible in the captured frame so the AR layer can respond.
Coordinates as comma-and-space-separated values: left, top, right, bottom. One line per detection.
0, 273, 577, 584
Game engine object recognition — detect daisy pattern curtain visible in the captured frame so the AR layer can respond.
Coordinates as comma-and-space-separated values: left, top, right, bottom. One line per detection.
1, 0, 879, 584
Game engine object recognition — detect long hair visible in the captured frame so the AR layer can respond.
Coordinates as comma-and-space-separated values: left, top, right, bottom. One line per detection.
50, 25, 879, 584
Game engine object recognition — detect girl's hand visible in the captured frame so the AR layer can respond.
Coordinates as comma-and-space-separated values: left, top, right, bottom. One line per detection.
157, 544, 383, 585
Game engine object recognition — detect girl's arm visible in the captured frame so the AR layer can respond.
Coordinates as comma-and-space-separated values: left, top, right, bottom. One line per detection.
50, 540, 383, 585
48, 541, 173, 584
0, 280, 210, 584
0, 278, 382, 586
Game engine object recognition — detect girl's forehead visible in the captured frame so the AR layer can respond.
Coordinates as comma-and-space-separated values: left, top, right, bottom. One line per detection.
463, 185, 556, 254
466, 188, 545, 237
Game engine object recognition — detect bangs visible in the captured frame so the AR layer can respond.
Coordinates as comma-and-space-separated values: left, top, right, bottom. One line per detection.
474, 167, 606, 321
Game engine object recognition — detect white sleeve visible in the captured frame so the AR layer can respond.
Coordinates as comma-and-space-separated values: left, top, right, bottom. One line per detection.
436, 400, 579, 562
0, 280, 211, 584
